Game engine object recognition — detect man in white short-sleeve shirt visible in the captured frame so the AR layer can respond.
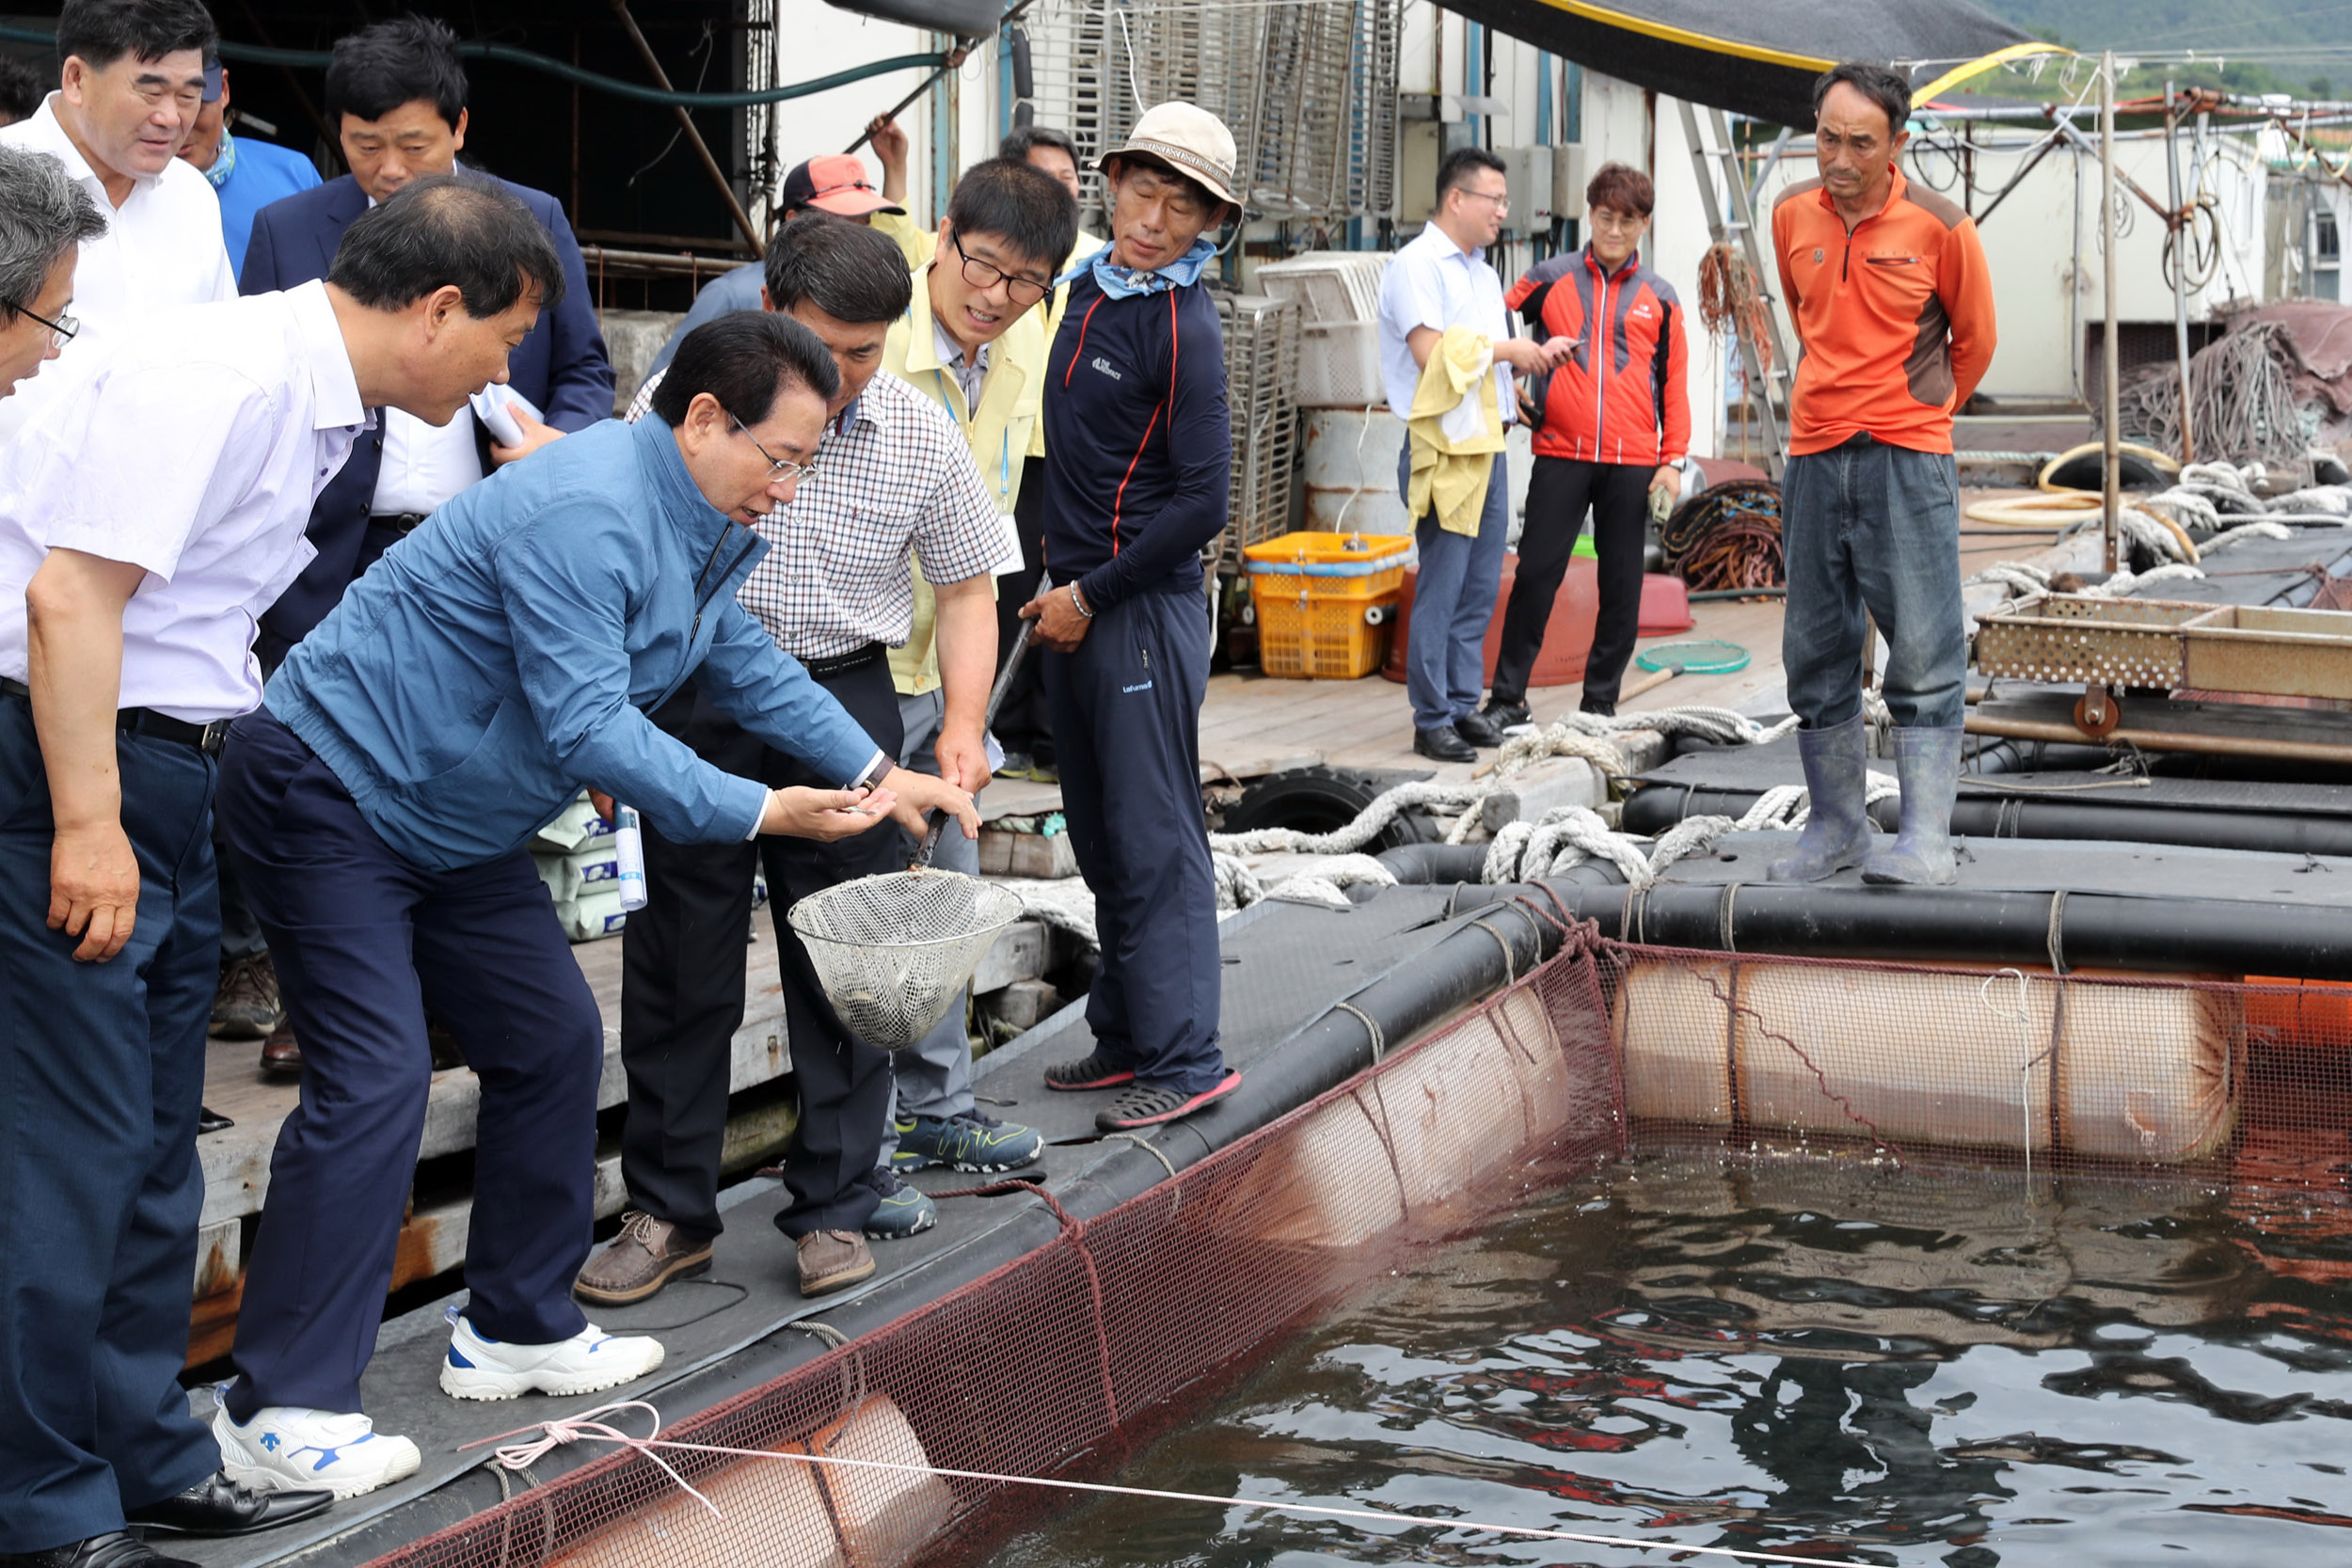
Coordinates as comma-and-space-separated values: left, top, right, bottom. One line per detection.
0, 0, 237, 446
1375, 146, 1569, 764
0, 176, 560, 1558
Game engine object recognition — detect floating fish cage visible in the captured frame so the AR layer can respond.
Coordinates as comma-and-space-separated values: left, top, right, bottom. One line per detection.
354, 925, 2351, 1568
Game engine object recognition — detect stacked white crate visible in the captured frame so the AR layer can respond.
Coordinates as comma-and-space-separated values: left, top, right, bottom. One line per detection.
1253, 251, 1391, 409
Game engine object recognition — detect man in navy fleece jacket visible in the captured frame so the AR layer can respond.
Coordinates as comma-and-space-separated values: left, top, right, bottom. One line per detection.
1021, 102, 1240, 1133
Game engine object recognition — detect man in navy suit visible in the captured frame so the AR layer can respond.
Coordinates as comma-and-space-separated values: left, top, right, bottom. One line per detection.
236, 14, 612, 1074
243, 13, 610, 667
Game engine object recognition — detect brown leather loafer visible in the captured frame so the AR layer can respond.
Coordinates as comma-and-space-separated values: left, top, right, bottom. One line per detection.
796, 1229, 875, 1297
259, 1021, 301, 1078
575, 1211, 714, 1306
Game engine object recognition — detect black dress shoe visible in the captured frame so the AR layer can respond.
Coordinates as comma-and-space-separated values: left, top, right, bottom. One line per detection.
196, 1105, 233, 1135
1579, 695, 1617, 719
1413, 724, 1477, 763
4, 1531, 199, 1567
1481, 698, 1533, 730
125, 1470, 333, 1538
1454, 709, 1504, 748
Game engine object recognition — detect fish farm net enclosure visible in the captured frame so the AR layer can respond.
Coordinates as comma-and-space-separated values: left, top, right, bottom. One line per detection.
358, 940, 2352, 1568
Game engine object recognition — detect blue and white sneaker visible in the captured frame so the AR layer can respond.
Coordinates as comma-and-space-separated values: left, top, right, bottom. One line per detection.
438, 1311, 665, 1402
212, 1403, 421, 1499
890, 1110, 1045, 1174
860, 1165, 938, 1239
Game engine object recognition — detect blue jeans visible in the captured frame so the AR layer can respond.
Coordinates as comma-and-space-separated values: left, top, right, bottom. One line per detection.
1398, 446, 1510, 732
0, 696, 220, 1550
1780, 436, 1966, 730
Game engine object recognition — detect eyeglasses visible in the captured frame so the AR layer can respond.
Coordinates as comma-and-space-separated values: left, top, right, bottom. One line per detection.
9, 301, 78, 351
1455, 188, 1511, 214
731, 415, 818, 484
951, 232, 1052, 307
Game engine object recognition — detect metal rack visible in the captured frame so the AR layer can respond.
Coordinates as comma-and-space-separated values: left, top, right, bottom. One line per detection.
1018, 0, 1401, 227
1211, 292, 1304, 575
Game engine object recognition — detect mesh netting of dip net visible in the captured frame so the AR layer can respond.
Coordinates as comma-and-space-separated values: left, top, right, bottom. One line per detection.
358, 942, 2352, 1568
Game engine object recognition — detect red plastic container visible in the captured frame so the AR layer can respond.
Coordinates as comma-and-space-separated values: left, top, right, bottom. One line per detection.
1638, 573, 1695, 636
1380, 554, 1599, 687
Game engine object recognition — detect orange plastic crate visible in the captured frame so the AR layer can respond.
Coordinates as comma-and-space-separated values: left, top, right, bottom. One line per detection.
1244, 531, 1410, 679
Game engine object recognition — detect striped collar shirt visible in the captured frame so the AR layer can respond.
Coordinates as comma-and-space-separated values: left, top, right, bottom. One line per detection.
626, 366, 1002, 659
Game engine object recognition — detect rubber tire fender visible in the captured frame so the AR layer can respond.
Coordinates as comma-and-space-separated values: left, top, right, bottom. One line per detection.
1218, 766, 1439, 851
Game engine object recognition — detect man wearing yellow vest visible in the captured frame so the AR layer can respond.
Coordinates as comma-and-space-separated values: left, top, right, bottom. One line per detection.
870, 155, 1076, 1174
873, 120, 1101, 780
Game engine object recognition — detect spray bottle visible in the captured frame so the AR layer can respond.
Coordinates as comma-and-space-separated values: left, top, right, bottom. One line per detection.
613, 805, 648, 912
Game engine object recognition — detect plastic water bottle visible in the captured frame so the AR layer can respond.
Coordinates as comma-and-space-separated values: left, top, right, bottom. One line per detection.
614, 805, 647, 912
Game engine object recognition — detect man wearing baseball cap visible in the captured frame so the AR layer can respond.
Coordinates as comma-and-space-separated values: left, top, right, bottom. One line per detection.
1021, 102, 1241, 1132
644, 153, 905, 378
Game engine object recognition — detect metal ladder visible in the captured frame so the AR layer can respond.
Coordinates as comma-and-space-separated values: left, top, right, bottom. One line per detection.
1677, 99, 1795, 474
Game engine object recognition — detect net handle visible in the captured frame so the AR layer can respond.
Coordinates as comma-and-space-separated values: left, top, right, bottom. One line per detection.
916, 573, 1053, 870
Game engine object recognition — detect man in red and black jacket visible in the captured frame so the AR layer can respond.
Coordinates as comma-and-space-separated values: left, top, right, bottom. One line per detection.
1487, 164, 1690, 722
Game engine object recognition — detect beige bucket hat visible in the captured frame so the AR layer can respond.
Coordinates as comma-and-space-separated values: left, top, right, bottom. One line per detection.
1099, 101, 1240, 208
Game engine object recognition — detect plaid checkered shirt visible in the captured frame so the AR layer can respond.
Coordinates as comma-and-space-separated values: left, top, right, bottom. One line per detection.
625, 366, 1000, 660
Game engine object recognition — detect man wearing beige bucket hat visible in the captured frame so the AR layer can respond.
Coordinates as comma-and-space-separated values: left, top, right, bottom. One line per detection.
1020, 102, 1243, 1132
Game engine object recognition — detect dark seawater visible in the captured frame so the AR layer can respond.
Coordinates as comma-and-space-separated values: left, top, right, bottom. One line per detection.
984, 1142, 2352, 1567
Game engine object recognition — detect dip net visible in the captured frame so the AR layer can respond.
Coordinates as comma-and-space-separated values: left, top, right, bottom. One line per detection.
786, 871, 1024, 1052
359, 941, 2352, 1568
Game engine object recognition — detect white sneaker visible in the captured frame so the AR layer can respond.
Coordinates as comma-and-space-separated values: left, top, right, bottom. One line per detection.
439, 1313, 666, 1401
213, 1403, 422, 1499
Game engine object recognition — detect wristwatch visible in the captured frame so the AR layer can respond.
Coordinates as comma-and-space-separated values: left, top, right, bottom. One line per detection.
850, 752, 897, 792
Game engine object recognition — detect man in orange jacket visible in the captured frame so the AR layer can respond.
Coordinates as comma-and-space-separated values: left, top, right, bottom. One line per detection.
1767, 61, 1994, 887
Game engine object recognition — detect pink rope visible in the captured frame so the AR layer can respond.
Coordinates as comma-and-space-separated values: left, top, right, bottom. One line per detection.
462, 1402, 1864, 1567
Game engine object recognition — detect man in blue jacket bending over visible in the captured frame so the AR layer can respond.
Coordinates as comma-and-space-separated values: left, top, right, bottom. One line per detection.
1022, 102, 1240, 1132
208, 312, 978, 1501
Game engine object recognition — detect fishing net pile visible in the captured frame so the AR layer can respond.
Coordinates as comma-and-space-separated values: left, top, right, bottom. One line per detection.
1660, 480, 1784, 591
2112, 303, 2352, 473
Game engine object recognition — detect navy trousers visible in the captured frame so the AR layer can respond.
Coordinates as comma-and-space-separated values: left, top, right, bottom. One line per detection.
0, 696, 220, 1552
1397, 447, 1511, 732
218, 709, 602, 1418
1042, 588, 1226, 1095
618, 658, 907, 1241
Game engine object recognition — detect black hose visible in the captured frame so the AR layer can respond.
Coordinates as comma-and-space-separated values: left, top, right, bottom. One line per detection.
1535, 876, 2352, 981
1622, 784, 2352, 859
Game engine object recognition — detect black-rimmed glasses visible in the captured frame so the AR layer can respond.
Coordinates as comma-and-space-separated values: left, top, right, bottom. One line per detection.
8, 301, 78, 351
950, 233, 1053, 307
731, 415, 818, 484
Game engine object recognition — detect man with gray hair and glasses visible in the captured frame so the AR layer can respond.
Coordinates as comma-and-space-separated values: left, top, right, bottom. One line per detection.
0, 143, 103, 399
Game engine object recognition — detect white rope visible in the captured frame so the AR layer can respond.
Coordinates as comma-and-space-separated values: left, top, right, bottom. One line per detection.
1258, 852, 1398, 909
465, 1404, 1871, 1567
1964, 562, 2051, 600
1211, 851, 1263, 911
2079, 562, 2205, 598
2135, 486, 2220, 534
2201, 518, 2294, 552
1210, 779, 1488, 856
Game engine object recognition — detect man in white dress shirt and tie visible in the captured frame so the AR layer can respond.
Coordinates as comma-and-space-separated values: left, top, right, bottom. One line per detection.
0, 176, 563, 1568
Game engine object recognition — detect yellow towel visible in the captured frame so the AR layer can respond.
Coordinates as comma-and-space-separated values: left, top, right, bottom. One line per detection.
1406, 325, 1505, 537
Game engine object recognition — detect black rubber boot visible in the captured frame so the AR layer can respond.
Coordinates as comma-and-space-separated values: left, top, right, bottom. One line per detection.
1767, 714, 1874, 883
1863, 725, 1963, 885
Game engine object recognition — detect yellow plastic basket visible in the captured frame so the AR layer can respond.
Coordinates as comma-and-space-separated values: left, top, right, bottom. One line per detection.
1244, 531, 1411, 679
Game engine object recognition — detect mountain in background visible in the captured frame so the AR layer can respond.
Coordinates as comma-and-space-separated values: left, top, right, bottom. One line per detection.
1969, 0, 2347, 100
